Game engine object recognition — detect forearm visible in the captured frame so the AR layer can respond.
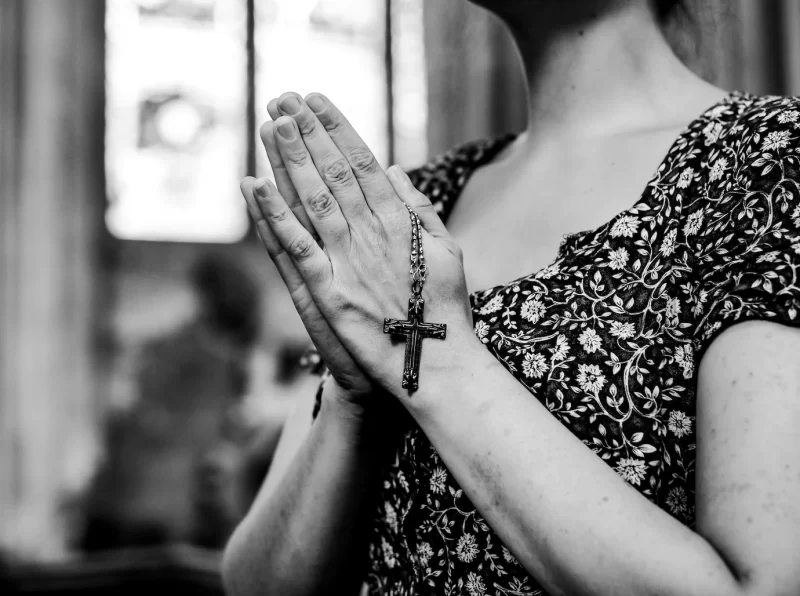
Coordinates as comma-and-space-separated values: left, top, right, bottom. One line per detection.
406, 338, 747, 596
223, 384, 384, 596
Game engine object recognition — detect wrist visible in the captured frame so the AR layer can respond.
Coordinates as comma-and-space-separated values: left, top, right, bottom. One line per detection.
320, 377, 396, 442
401, 325, 492, 414
322, 377, 370, 420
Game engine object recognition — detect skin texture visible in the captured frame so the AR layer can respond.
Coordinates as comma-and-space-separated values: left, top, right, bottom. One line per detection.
223, 1, 800, 595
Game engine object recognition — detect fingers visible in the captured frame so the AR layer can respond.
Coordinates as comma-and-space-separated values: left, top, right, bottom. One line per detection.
272, 115, 351, 249
275, 92, 371, 221
241, 176, 314, 296
304, 92, 400, 214
242, 176, 365, 384
387, 166, 463, 262
387, 166, 449, 240
244, 176, 332, 286
259, 121, 314, 235
267, 98, 280, 121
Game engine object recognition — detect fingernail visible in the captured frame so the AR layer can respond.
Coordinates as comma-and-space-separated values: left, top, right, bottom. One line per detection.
306, 94, 325, 114
255, 178, 271, 198
279, 95, 301, 115
277, 120, 295, 140
389, 166, 409, 186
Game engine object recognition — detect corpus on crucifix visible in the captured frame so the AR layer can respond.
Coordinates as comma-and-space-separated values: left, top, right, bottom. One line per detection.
383, 294, 447, 392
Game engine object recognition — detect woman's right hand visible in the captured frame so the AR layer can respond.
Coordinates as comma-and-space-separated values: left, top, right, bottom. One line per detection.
240, 93, 375, 404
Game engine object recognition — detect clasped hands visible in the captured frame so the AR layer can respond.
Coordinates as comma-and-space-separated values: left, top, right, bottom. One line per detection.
240, 92, 476, 405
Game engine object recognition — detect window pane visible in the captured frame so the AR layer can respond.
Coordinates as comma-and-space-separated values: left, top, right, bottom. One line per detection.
391, 0, 427, 168
253, 0, 388, 178
105, 0, 249, 243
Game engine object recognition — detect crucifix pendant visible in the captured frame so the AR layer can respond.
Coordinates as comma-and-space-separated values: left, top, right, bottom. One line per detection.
384, 294, 447, 392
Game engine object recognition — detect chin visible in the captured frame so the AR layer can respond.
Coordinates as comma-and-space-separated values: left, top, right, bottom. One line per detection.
467, 0, 539, 5
465, 0, 543, 18
465, 0, 554, 14
467, 0, 511, 6
467, 0, 605, 10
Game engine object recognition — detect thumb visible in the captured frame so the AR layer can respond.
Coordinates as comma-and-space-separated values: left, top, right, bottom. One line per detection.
387, 165, 450, 241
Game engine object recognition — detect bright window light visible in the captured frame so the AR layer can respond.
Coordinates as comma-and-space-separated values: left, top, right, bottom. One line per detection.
105, 0, 427, 242
253, 0, 389, 178
105, 0, 249, 243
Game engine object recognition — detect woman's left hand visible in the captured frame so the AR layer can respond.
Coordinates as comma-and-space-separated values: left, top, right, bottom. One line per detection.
247, 92, 475, 396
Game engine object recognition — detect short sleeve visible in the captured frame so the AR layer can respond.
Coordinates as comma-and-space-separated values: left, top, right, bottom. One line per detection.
692, 95, 800, 363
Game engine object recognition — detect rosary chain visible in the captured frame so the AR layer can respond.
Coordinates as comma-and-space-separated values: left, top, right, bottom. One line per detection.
404, 203, 426, 295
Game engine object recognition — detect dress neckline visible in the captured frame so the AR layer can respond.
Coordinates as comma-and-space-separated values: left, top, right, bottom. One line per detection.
443, 89, 746, 265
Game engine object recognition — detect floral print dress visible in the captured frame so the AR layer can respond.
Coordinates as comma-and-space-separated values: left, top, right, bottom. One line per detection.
311, 91, 800, 595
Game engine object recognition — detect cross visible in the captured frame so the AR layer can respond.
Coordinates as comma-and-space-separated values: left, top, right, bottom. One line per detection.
384, 295, 447, 392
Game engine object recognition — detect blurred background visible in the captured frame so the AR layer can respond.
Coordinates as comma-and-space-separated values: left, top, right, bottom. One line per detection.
1, 0, 799, 593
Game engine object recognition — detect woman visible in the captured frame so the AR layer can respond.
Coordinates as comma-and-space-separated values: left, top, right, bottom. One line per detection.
224, 1, 800, 594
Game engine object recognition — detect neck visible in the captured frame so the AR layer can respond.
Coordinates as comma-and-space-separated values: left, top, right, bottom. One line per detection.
489, 1, 720, 144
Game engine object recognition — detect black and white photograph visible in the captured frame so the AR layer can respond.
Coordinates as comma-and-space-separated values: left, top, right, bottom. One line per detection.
1, 1, 799, 595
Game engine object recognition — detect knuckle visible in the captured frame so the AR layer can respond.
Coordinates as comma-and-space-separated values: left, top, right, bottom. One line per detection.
266, 206, 290, 225
321, 113, 344, 134
320, 158, 353, 187
414, 191, 433, 207
307, 187, 338, 216
349, 148, 378, 176
289, 286, 316, 317
287, 235, 316, 260
414, 199, 435, 216
296, 116, 317, 136
285, 149, 309, 167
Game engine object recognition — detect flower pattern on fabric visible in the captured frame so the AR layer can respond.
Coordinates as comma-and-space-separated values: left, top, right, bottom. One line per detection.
311, 92, 800, 595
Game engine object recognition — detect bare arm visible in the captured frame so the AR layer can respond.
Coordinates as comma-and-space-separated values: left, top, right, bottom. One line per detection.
231, 93, 390, 596
222, 378, 384, 596
245, 91, 800, 596
403, 320, 800, 596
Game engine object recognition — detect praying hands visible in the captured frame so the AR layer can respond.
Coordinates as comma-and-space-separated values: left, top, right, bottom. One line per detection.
240, 92, 478, 404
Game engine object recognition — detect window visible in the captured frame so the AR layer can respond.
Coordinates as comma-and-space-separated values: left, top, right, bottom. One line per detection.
105, 0, 426, 243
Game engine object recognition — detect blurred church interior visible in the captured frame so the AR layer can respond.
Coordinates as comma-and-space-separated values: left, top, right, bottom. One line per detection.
1, 0, 798, 593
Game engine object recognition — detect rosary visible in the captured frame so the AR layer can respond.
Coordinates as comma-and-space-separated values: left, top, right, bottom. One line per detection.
383, 204, 447, 392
